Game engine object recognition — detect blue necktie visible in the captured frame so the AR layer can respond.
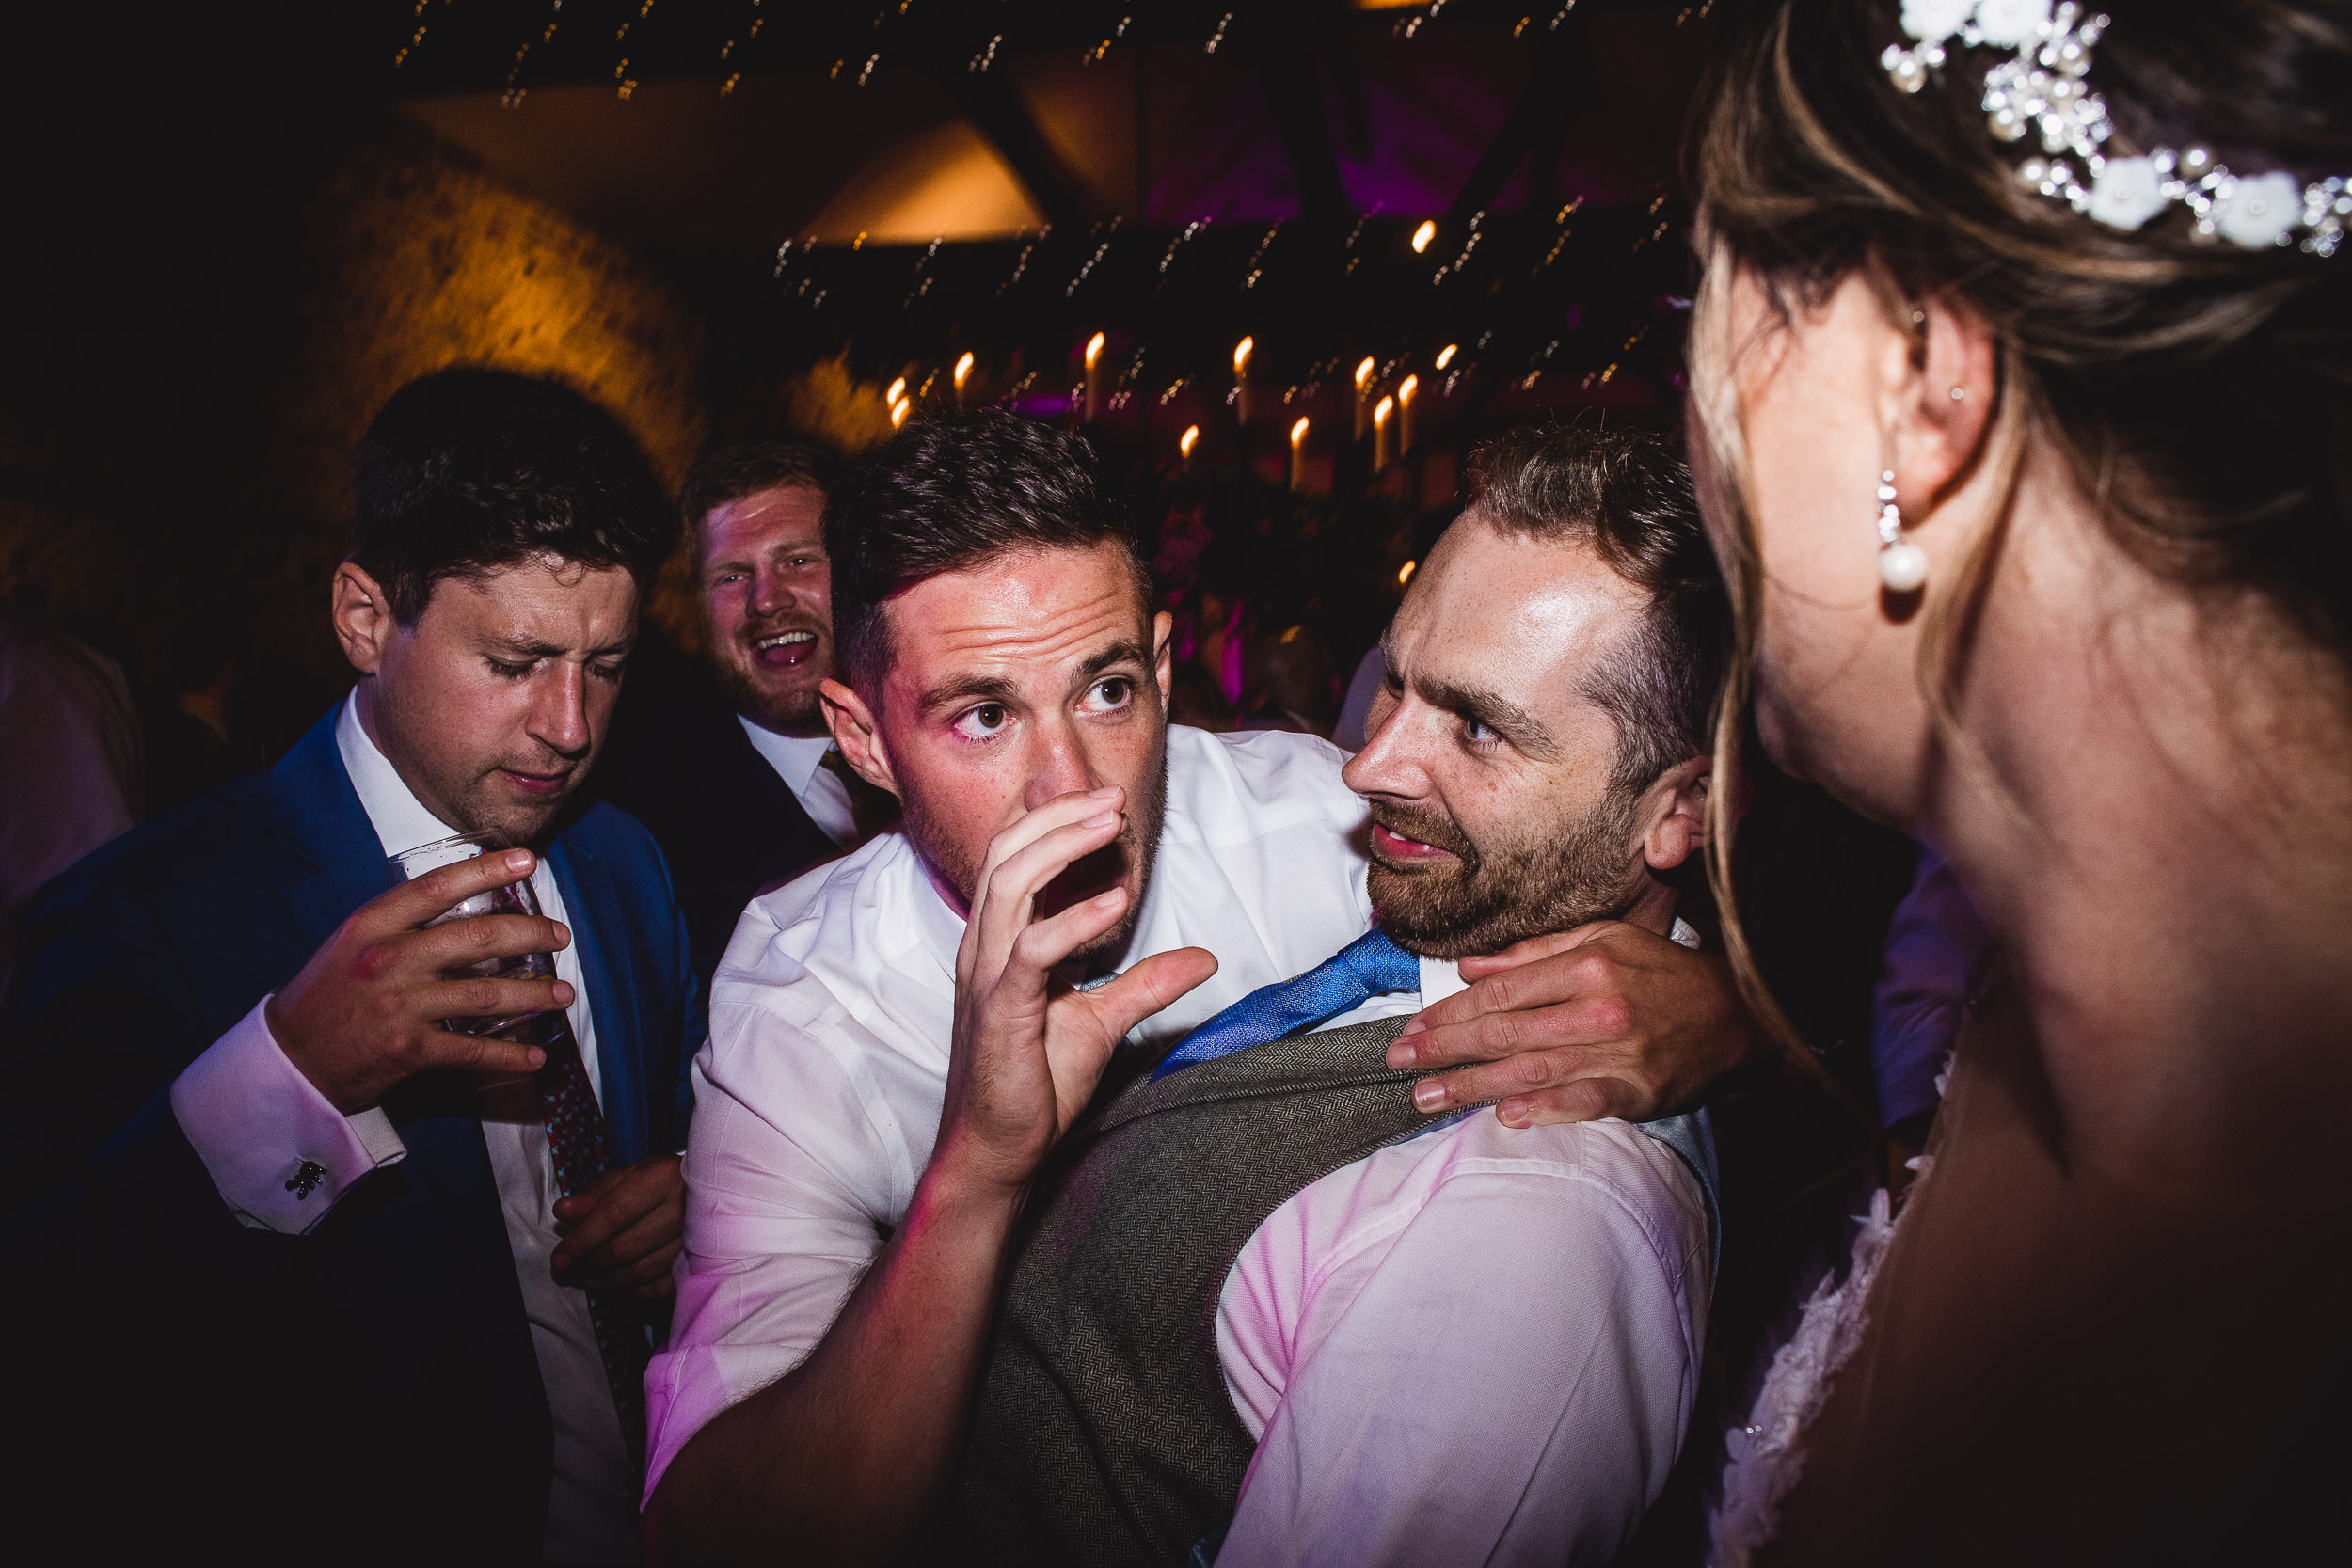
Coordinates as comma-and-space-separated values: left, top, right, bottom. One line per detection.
1151, 928, 1422, 1082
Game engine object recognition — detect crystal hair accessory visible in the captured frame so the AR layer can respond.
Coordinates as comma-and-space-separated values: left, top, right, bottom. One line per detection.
1883, 0, 2346, 257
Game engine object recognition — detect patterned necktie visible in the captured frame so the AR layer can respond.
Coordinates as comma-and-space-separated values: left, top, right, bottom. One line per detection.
535, 1011, 650, 1486
1150, 927, 1422, 1082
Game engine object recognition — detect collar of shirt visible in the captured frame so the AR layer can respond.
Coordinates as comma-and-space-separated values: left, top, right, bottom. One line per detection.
737, 717, 837, 800
331, 691, 598, 1088
1320, 916, 1696, 1035
336, 691, 462, 857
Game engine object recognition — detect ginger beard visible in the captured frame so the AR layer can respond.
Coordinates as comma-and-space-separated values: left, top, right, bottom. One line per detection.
1367, 782, 1644, 960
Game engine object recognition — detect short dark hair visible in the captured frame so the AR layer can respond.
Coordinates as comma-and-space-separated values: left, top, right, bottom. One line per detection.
678, 437, 844, 543
351, 369, 675, 624
824, 411, 1148, 692
1465, 426, 1730, 794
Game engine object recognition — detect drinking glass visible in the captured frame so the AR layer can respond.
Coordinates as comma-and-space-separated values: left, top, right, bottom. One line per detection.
386, 830, 564, 1043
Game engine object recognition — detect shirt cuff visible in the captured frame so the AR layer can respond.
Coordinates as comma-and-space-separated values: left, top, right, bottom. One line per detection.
168, 996, 408, 1234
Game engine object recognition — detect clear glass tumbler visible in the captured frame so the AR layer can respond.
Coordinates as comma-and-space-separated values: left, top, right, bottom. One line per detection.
385, 829, 562, 1042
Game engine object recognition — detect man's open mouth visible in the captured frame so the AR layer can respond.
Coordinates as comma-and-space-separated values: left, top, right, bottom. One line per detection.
751, 628, 819, 670
1370, 819, 1457, 864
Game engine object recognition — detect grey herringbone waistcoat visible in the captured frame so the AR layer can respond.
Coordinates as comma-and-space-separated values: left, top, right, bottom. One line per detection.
939, 1014, 1441, 1567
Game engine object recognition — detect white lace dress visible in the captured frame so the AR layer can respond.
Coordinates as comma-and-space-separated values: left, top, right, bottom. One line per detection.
1705, 1168, 1916, 1566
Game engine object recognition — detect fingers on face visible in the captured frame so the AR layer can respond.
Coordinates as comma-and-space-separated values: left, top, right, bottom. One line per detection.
1007, 883, 1130, 977
977, 814, 1127, 969
1454, 924, 1598, 977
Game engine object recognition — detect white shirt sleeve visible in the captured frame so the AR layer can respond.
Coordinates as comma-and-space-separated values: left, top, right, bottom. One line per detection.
1216, 1118, 1709, 1568
644, 1009, 902, 1499
167, 997, 408, 1234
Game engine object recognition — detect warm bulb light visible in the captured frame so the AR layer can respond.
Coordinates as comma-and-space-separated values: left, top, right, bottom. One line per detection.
1354, 356, 1375, 388
953, 351, 974, 388
1399, 373, 1419, 405
1398, 559, 1417, 586
1085, 331, 1105, 369
885, 376, 907, 405
1290, 416, 1311, 449
1233, 336, 1254, 372
1374, 395, 1394, 426
1411, 220, 1436, 254
1180, 424, 1200, 458
1435, 343, 1458, 370
890, 397, 911, 428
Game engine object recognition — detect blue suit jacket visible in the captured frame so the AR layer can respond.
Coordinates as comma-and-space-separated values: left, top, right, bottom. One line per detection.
0, 710, 703, 1560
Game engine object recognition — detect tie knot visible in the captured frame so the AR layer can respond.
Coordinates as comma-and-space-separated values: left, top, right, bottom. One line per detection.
1334, 927, 1421, 998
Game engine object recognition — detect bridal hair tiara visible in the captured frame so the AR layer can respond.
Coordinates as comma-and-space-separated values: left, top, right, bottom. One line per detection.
1882, 0, 2347, 257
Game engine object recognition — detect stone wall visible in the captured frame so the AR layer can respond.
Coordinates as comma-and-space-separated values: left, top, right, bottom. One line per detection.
0, 117, 707, 739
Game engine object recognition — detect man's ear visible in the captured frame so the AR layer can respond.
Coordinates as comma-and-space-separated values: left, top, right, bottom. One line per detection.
1884, 290, 1997, 524
821, 676, 899, 798
332, 562, 398, 675
1639, 753, 1713, 875
1152, 609, 1174, 708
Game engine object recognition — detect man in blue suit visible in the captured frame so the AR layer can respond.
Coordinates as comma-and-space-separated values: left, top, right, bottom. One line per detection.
0, 371, 702, 1564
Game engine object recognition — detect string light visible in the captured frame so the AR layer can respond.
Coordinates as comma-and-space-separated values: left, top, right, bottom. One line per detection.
953, 352, 974, 392
1233, 337, 1253, 372
1398, 559, 1418, 585
1180, 425, 1200, 459
885, 376, 907, 405
890, 397, 911, 427
1205, 11, 1232, 53
1354, 357, 1375, 389
1435, 343, 1458, 369
1085, 332, 1105, 369
1411, 220, 1436, 254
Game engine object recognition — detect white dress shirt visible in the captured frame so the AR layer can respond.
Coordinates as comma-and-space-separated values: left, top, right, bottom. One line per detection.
650, 724, 1707, 1562
737, 717, 858, 847
167, 693, 637, 1566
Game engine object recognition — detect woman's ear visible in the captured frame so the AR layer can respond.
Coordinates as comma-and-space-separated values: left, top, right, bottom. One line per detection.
821, 678, 898, 798
1890, 293, 1998, 519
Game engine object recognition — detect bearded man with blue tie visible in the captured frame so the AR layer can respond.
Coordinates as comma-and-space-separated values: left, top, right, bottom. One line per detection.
648, 414, 1745, 1566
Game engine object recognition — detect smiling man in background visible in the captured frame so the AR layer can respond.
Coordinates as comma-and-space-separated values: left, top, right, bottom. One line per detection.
597, 439, 897, 1001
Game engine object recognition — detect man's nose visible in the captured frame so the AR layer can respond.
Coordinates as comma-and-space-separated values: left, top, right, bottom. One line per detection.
1021, 713, 1098, 812
750, 566, 797, 618
531, 664, 594, 758
1340, 691, 1426, 800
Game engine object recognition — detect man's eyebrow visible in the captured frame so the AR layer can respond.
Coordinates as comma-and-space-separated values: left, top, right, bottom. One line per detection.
485, 634, 635, 660
918, 672, 1022, 715
1073, 640, 1153, 687
1414, 672, 1559, 758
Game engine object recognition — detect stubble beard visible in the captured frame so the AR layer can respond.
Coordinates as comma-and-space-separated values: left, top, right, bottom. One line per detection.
1368, 784, 1645, 959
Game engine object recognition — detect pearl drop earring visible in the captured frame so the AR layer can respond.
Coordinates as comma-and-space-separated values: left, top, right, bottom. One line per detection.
1877, 471, 1929, 593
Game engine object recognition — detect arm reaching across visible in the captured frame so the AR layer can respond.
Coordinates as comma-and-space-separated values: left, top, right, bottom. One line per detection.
647, 786, 1215, 1567
1387, 920, 1756, 1128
